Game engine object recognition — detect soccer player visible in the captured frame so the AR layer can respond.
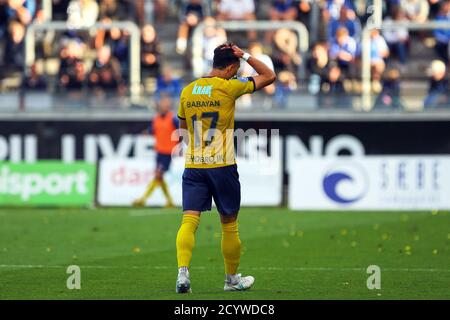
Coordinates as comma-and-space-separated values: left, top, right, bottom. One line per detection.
133, 95, 179, 208
175, 43, 276, 293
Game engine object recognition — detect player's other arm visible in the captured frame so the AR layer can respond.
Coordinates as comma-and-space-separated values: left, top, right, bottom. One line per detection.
232, 45, 276, 91
177, 93, 189, 145
179, 119, 187, 130
179, 119, 188, 145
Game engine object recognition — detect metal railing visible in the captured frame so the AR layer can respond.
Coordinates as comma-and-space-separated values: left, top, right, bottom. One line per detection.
24, 21, 141, 101
361, 20, 450, 110
191, 20, 309, 80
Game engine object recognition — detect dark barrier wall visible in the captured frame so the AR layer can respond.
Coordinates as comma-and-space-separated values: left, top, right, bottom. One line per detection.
238, 120, 450, 155
1, 120, 450, 161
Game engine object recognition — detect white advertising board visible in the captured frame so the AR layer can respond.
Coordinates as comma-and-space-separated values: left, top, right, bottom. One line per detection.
98, 155, 282, 207
289, 157, 450, 210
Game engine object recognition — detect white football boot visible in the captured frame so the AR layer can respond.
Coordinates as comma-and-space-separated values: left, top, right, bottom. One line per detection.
176, 267, 192, 293
224, 273, 255, 291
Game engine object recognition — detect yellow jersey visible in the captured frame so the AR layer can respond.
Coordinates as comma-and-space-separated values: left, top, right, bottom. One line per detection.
178, 76, 255, 169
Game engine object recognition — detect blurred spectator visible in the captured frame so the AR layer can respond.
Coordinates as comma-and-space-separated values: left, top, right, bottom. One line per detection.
3, 20, 26, 71
424, 59, 449, 108
154, 0, 169, 24
0, 2, 7, 41
99, 0, 123, 21
274, 70, 297, 107
265, 0, 297, 43
370, 29, 390, 81
328, 5, 361, 42
400, 0, 430, 23
31, 2, 52, 60
429, 0, 442, 18
141, 24, 161, 78
383, 8, 409, 65
329, 27, 357, 76
133, 0, 150, 26
6, 0, 36, 25
269, 0, 297, 21
217, 0, 255, 20
201, 17, 227, 74
1, 1, 34, 71
216, 0, 256, 40
67, 0, 99, 28
308, 42, 329, 77
356, 0, 384, 24
58, 39, 86, 90
243, 42, 275, 78
319, 61, 349, 108
374, 67, 403, 109
176, 0, 207, 55
155, 66, 182, 99
22, 62, 47, 90
52, 0, 69, 20
272, 28, 302, 74
95, 26, 130, 78
293, 0, 311, 28
433, 0, 450, 63
88, 45, 123, 91
34, 2, 49, 22
322, 0, 356, 23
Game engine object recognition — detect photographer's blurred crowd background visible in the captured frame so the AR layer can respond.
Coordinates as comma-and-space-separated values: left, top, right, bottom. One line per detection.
0, 0, 449, 110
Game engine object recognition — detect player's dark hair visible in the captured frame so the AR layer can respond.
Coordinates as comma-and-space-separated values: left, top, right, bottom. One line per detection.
213, 42, 239, 69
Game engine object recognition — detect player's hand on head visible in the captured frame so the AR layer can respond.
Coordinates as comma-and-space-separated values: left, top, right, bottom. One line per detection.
231, 45, 245, 59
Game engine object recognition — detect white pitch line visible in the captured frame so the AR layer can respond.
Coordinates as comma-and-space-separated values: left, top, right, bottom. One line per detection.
1, 265, 450, 273
128, 210, 180, 217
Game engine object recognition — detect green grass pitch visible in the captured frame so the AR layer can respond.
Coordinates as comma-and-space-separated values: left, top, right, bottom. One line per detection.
0, 208, 449, 300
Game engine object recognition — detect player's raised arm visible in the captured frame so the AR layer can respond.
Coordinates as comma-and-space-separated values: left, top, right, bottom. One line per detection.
232, 45, 276, 91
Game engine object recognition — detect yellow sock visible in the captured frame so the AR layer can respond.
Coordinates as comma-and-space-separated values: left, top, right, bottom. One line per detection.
160, 179, 174, 205
142, 179, 159, 201
221, 221, 241, 275
176, 214, 200, 268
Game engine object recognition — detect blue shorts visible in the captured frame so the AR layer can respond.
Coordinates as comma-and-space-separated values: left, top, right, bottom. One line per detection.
156, 153, 172, 172
182, 164, 241, 215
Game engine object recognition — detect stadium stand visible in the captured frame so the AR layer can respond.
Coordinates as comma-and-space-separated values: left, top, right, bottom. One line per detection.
0, 0, 449, 112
